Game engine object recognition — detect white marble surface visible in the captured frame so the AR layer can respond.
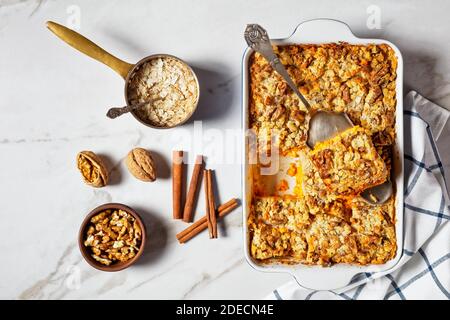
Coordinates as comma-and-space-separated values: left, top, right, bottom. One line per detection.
1, 0, 450, 299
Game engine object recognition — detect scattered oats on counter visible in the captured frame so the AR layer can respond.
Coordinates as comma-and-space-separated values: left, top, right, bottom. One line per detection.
127, 56, 199, 127
84, 209, 142, 265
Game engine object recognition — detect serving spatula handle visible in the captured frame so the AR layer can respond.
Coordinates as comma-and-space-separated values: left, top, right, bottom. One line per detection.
244, 24, 311, 111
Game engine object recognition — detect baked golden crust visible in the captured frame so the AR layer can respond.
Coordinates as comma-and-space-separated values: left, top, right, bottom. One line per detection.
249, 197, 309, 262
350, 198, 396, 264
309, 126, 388, 195
249, 43, 397, 155
248, 43, 397, 266
249, 195, 396, 266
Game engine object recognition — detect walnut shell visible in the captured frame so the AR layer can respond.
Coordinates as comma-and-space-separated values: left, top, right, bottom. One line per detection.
77, 151, 109, 187
126, 148, 156, 182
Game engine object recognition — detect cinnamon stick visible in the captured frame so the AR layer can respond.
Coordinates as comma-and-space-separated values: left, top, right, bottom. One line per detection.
177, 198, 238, 243
177, 198, 236, 240
182, 155, 203, 222
172, 150, 184, 219
204, 169, 213, 238
207, 170, 217, 238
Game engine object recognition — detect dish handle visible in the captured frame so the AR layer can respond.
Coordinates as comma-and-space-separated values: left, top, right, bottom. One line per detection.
286, 19, 359, 43
290, 268, 360, 291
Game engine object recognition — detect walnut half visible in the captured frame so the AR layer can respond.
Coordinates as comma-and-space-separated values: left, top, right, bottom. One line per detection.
126, 147, 156, 182
77, 151, 109, 187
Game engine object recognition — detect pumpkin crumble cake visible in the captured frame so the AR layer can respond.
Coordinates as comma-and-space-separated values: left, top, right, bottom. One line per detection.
248, 43, 397, 266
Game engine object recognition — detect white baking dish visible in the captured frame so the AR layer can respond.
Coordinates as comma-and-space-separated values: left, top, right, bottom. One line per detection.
242, 19, 404, 291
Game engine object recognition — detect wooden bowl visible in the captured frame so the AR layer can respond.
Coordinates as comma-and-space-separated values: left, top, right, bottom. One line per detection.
78, 203, 146, 271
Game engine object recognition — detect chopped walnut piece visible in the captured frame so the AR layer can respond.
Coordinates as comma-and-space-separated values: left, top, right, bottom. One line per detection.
84, 209, 142, 265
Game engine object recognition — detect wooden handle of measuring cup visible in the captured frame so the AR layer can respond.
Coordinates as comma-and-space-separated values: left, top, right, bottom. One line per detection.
46, 21, 134, 79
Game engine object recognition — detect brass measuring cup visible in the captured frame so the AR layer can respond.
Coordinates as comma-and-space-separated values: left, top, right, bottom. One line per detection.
46, 21, 200, 129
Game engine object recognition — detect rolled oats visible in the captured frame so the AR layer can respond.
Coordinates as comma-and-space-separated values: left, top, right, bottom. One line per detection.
127, 57, 198, 127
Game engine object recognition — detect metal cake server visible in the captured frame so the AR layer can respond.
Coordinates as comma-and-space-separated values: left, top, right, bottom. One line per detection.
244, 23, 353, 148
244, 23, 392, 204
361, 180, 393, 205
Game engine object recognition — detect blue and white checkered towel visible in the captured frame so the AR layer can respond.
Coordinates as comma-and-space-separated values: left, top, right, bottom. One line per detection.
266, 91, 450, 300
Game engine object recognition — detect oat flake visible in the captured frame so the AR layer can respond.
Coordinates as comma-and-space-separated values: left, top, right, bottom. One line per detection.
127, 57, 198, 127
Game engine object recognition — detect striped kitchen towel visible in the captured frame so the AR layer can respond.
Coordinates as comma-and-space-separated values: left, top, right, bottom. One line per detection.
266, 91, 450, 300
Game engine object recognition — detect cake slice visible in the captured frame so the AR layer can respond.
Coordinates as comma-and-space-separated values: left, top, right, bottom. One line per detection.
309, 126, 388, 196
